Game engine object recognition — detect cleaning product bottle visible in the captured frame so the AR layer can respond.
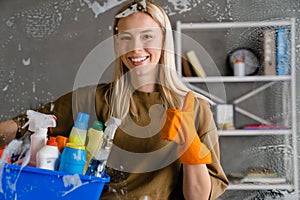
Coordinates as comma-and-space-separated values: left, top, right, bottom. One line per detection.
68, 112, 90, 146
29, 127, 48, 167
26, 110, 57, 167
84, 120, 104, 173
59, 143, 86, 174
85, 117, 121, 177
36, 136, 60, 170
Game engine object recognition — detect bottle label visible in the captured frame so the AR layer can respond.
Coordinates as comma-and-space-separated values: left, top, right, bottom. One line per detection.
69, 128, 87, 146
59, 146, 86, 174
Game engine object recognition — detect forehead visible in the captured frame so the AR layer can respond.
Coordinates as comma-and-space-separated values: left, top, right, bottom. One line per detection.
117, 12, 161, 33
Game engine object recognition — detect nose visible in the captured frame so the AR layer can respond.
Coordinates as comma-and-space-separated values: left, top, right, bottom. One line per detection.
129, 38, 143, 52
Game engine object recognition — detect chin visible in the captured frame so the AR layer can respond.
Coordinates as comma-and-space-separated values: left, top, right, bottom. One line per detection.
136, 64, 156, 74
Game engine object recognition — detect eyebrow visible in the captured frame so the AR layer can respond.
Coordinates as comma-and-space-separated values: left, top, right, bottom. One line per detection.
118, 29, 157, 35
141, 29, 156, 33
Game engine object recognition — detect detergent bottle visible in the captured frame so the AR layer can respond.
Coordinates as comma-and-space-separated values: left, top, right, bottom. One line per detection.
84, 120, 104, 173
68, 112, 90, 146
36, 136, 60, 170
59, 143, 86, 174
85, 117, 121, 177
26, 110, 57, 167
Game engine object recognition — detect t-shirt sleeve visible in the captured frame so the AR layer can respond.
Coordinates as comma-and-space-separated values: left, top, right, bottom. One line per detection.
195, 98, 229, 199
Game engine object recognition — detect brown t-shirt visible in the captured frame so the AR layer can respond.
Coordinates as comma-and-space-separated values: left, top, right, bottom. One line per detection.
13, 83, 228, 200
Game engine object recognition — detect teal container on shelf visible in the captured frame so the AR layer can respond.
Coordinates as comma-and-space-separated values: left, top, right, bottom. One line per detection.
0, 163, 109, 200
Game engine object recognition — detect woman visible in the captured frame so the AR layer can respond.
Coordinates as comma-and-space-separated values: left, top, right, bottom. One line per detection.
0, 1, 228, 199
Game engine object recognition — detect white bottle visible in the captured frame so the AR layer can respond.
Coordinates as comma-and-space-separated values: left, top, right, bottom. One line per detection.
29, 127, 48, 167
36, 136, 60, 170
234, 58, 245, 76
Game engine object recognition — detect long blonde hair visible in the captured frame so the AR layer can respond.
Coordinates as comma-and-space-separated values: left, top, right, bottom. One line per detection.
107, 0, 209, 119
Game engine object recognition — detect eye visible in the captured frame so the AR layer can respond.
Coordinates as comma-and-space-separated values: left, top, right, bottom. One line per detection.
119, 35, 131, 41
143, 34, 153, 40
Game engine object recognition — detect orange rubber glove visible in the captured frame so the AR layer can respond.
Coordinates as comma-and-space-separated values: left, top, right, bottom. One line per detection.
160, 91, 212, 164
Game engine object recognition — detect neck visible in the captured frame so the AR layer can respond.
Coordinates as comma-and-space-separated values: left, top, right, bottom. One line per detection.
130, 64, 158, 93
131, 74, 157, 92
136, 84, 158, 93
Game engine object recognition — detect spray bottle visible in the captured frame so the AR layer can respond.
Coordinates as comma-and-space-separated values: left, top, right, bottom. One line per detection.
85, 117, 121, 177
26, 110, 57, 167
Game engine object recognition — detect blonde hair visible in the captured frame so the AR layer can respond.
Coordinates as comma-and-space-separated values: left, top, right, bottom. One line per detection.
107, 0, 209, 119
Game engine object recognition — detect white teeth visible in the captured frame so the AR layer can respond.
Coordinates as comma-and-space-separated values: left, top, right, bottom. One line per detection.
131, 57, 147, 62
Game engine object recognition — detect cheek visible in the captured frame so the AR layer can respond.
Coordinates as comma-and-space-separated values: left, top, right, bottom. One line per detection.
144, 38, 163, 51
115, 41, 128, 57
149, 49, 162, 62
145, 39, 163, 62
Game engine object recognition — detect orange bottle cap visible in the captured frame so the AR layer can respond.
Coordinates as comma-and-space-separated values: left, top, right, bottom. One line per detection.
47, 136, 58, 146
56, 135, 68, 153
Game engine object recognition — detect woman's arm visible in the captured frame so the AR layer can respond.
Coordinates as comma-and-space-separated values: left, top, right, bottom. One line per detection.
183, 164, 211, 200
0, 120, 18, 147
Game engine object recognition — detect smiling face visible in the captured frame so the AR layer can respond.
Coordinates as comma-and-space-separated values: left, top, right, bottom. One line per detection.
115, 12, 164, 72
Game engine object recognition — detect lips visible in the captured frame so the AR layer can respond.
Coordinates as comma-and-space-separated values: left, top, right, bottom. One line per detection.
129, 56, 149, 65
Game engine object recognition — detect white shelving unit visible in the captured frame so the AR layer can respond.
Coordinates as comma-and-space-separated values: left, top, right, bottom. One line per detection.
176, 18, 298, 198
218, 129, 291, 137
182, 75, 291, 83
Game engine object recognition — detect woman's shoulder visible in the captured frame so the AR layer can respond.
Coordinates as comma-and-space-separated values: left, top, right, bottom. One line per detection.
96, 82, 113, 92
69, 83, 112, 120
52, 83, 112, 108
73, 82, 112, 95
193, 94, 213, 115
194, 95, 211, 107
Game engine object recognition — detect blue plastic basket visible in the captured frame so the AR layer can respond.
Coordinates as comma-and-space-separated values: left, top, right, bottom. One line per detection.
0, 163, 109, 200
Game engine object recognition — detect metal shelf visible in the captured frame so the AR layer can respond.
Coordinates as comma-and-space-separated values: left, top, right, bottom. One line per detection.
177, 20, 292, 30
227, 183, 294, 191
218, 129, 291, 136
176, 18, 298, 197
182, 75, 291, 83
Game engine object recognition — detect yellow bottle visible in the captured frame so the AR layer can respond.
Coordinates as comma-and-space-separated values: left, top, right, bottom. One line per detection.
68, 112, 90, 146
84, 120, 104, 173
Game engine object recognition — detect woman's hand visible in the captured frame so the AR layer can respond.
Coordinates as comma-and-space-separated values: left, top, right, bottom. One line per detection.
0, 120, 18, 147
160, 91, 212, 164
